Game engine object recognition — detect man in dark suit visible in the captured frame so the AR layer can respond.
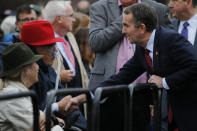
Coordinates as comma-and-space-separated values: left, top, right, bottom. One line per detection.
169, 0, 197, 49
96, 3, 197, 131
88, 0, 172, 91
89, 0, 172, 130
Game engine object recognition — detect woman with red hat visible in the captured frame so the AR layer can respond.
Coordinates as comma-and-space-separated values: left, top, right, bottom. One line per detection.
20, 20, 82, 130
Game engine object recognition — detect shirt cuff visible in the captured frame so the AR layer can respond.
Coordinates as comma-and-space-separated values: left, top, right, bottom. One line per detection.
52, 103, 59, 112
162, 78, 170, 90
43, 103, 59, 114
90, 91, 94, 99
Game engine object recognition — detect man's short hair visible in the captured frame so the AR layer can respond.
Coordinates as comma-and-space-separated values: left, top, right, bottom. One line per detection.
124, 3, 158, 32
192, 0, 197, 6
183, 0, 197, 6
44, 1, 71, 24
16, 5, 37, 21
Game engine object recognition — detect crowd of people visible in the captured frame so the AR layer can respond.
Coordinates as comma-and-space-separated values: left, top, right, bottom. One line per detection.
0, 0, 197, 131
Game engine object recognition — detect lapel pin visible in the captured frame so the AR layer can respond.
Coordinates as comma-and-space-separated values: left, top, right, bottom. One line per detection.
155, 51, 158, 56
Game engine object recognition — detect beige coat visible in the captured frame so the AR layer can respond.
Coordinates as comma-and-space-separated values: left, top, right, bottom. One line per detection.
0, 80, 33, 131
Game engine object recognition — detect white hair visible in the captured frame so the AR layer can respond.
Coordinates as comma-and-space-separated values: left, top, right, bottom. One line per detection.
44, 0, 71, 24
0, 63, 34, 90
0, 16, 16, 34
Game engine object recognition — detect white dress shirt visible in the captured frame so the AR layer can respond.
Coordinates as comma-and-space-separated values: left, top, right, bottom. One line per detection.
178, 13, 197, 45
55, 32, 76, 75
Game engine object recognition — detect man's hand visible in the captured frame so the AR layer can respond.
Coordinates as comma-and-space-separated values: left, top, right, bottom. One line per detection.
60, 70, 74, 83
57, 95, 72, 111
148, 75, 163, 88
65, 94, 86, 114
67, 104, 79, 114
149, 105, 154, 118
57, 117, 66, 129
71, 94, 87, 104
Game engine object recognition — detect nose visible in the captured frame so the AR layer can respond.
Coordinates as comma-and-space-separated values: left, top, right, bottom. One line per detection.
52, 46, 57, 52
72, 17, 76, 22
168, 1, 173, 8
34, 63, 39, 70
122, 27, 126, 34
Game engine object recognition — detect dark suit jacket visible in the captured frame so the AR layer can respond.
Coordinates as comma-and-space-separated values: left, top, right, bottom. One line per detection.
171, 18, 197, 49
97, 26, 197, 131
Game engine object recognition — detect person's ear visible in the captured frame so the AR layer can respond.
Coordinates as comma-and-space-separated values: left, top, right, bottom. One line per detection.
15, 21, 20, 32
140, 24, 146, 34
56, 16, 62, 23
186, 0, 193, 7
15, 21, 18, 27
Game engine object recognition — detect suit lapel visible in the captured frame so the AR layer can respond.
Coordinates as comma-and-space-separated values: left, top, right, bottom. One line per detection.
153, 27, 161, 74
194, 30, 197, 49
143, 28, 161, 74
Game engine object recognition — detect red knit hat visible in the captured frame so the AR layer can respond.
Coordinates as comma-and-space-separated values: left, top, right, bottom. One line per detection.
20, 20, 64, 45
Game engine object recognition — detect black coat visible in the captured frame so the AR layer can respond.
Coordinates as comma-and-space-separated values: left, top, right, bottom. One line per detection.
97, 26, 197, 131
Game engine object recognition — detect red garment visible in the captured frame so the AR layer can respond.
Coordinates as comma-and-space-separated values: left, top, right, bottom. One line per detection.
63, 40, 75, 68
145, 49, 154, 72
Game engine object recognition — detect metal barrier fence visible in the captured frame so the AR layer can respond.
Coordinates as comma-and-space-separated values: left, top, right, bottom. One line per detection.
129, 83, 162, 131
45, 83, 162, 131
91, 85, 130, 131
45, 88, 92, 131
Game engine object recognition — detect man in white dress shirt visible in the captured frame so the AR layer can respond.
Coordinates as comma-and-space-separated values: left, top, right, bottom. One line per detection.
169, 0, 197, 48
44, 1, 89, 130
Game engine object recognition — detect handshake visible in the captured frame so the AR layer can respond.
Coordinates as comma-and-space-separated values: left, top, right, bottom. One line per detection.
57, 94, 86, 115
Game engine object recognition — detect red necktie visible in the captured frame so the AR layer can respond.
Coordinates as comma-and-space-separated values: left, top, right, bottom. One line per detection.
168, 105, 179, 131
168, 105, 173, 123
145, 49, 154, 72
63, 40, 75, 68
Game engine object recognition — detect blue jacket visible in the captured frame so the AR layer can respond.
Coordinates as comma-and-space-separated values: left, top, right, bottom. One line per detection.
0, 42, 13, 71
30, 60, 64, 110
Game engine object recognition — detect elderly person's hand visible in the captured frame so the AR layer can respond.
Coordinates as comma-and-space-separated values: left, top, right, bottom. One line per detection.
57, 117, 66, 129
66, 97, 80, 113
39, 115, 46, 131
57, 95, 72, 111
60, 70, 74, 83
65, 94, 87, 114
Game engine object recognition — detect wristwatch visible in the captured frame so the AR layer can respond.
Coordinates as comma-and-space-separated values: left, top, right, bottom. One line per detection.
58, 122, 65, 129
51, 115, 59, 125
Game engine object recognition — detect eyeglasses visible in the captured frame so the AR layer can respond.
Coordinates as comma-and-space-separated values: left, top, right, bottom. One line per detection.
42, 46, 58, 56
67, 14, 74, 18
169, 0, 178, 3
60, 14, 74, 18
18, 17, 37, 22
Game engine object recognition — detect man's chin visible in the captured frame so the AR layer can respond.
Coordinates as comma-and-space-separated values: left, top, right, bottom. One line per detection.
128, 38, 133, 43
171, 12, 177, 18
